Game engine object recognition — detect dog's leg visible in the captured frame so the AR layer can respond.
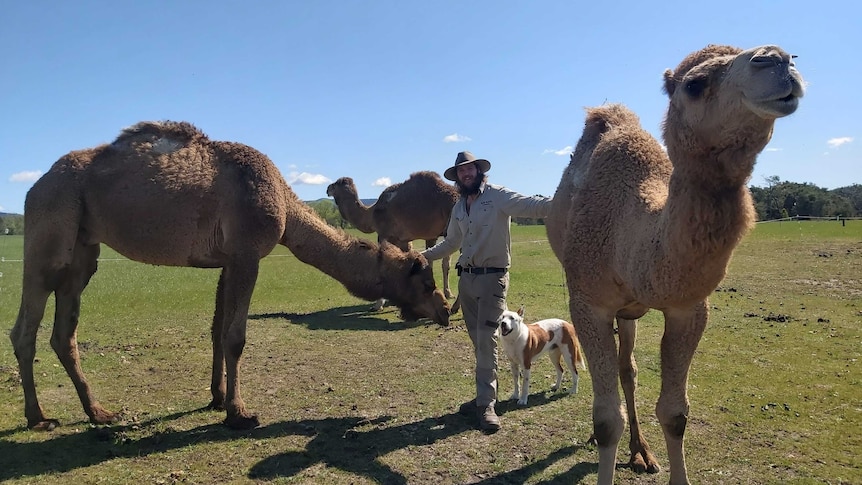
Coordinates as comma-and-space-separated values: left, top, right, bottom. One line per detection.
550, 348, 564, 392
519, 366, 531, 406
563, 346, 580, 394
508, 361, 521, 401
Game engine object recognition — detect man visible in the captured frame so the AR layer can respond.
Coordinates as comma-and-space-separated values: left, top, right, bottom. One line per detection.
422, 151, 552, 432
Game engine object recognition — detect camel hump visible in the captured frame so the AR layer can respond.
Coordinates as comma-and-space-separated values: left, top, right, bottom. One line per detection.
407, 170, 444, 181
582, 104, 641, 137
111, 120, 208, 154
568, 104, 642, 166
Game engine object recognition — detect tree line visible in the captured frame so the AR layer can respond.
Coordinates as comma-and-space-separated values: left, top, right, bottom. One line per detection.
751, 177, 862, 220
0, 214, 24, 235
2, 178, 860, 236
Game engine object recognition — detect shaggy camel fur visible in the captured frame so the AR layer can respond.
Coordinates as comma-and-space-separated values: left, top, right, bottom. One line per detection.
326, 172, 459, 307
545, 45, 804, 484
10, 121, 451, 431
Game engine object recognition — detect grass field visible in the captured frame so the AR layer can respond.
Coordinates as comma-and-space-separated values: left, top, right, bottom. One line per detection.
0, 221, 859, 484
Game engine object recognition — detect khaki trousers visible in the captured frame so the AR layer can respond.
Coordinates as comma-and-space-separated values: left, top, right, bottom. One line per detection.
458, 271, 509, 407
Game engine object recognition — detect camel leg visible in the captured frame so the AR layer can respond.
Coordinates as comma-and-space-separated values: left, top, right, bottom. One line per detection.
617, 318, 660, 474
50, 242, 118, 425
441, 254, 452, 298
570, 299, 625, 485
208, 271, 227, 410
218, 256, 261, 430
10, 271, 55, 429
657, 302, 708, 485
425, 238, 458, 311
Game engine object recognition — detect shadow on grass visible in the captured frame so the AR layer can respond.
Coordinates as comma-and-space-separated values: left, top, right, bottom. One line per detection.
0, 409, 467, 483
0, 405, 607, 483
250, 303, 435, 331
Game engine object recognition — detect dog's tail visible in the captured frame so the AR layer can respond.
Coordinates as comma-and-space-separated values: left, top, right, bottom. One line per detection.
565, 321, 587, 371
574, 339, 586, 371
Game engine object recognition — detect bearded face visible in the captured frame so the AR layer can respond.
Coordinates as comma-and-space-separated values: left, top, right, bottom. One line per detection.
456, 171, 486, 196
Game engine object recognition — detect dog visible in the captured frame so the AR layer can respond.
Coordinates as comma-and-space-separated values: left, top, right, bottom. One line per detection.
499, 306, 586, 406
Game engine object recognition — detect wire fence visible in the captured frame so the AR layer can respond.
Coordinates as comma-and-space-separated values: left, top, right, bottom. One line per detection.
756, 215, 861, 224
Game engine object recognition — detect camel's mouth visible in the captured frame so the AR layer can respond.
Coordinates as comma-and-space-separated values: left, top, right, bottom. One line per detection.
744, 94, 800, 119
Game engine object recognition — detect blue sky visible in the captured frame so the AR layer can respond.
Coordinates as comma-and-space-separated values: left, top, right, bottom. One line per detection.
1, 1, 859, 215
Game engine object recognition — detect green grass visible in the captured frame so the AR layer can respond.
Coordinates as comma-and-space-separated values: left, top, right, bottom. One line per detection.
0, 221, 859, 484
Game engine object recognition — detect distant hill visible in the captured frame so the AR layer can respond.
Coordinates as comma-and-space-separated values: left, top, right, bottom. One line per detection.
0, 212, 22, 217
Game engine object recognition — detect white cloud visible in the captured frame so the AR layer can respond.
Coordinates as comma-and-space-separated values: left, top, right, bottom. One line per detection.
764, 147, 782, 152
542, 146, 573, 156
372, 177, 391, 187
10, 170, 42, 182
443, 133, 471, 143
827, 137, 853, 148
286, 171, 331, 186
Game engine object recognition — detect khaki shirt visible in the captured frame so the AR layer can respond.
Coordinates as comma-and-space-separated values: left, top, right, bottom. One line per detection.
422, 183, 552, 269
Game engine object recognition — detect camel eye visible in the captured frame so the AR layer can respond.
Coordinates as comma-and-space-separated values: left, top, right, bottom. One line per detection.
684, 77, 707, 98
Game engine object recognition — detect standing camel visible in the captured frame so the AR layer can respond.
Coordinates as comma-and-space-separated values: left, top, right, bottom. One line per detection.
326, 172, 459, 310
10, 121, 451, 431
545, 45, 804, 484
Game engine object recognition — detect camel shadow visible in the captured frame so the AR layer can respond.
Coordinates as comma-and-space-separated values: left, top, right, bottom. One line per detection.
0, 409, 471, 483
0, 406, 618, 483
250, 303, 433, 331
470, 444, 598, 484
0, 407, 216, 480
247, 413, 472, 482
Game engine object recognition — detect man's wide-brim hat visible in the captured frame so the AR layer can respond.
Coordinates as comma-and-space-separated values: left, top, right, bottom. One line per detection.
444, 151, 491, 181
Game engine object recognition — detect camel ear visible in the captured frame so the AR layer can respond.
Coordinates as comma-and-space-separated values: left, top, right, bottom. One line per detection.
517, 305, 525, 318
409, 257, 424, 276
663, 68, 677, 97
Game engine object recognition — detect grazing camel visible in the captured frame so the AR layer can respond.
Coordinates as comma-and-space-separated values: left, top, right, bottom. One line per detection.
9, 121, 451, 431
326, 172, 459, 309
545, 45, 805, 484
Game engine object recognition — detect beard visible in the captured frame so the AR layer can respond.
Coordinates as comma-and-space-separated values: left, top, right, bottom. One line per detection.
456, 173, 485, 196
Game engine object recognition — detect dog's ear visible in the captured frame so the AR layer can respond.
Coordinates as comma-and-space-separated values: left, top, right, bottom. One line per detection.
517, 305, 525, 318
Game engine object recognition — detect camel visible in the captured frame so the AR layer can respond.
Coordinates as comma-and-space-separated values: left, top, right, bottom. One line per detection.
545, 45, 805, 484
326, 172, 459, 310
9, 120, 451, 431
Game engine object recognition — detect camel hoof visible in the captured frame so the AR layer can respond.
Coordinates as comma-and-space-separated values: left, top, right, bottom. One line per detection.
630, 452, 661, 474
207, 399, 226, 411
30, 419, 60, 431
90, 407, 121, 425
224, 414, 260, 430
449, 301, 461, 315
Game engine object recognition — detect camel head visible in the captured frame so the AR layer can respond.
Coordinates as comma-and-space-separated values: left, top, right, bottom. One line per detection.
326, 176, 363, 223
661, 44, 805, 181
326, 177, 358, 200
378, 242, 451, 326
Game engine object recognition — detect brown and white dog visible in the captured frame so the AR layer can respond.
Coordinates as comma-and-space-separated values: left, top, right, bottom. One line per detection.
499, 306, 586, 405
